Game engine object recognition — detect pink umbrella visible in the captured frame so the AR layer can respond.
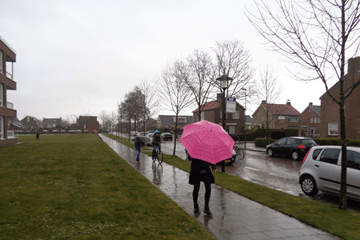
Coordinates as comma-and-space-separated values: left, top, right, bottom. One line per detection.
180, 120, 235, 165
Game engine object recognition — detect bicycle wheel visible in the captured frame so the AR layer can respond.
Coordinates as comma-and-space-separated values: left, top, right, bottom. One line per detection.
157, 150, 163, 164
236, 148, 245, 161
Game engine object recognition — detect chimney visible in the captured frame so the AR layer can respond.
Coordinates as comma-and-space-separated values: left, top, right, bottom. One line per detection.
286, 99, 291, 106
217, 93, 222, 101
262, 100, 267, 104
309, 102, 313, 106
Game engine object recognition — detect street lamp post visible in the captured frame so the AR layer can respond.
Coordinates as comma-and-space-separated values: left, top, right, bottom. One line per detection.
241, 88, 247, 149
216, 75, 233, 172
134, 113, 137, 135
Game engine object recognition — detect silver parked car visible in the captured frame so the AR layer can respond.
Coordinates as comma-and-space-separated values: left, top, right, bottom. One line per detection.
299, 145, 360, 201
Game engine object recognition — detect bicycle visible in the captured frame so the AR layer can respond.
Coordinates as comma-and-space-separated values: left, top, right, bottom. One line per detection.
233, 145, 245, 165
152, 145, 163, 164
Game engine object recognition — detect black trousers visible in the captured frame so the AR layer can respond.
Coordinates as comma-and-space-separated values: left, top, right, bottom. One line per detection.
192, 172, 211, 210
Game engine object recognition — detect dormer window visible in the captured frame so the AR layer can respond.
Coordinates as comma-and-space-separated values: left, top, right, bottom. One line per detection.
173, 117, 186, 123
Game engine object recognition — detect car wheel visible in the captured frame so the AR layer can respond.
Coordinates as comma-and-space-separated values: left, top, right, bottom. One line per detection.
291, 151, 299, 160
267, 148, 274, 157
301, 175, 318, 196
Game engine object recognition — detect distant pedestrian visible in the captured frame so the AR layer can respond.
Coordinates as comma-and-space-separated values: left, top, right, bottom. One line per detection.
188, 155, 217, 215
36, 133, 40, 141
134, 136, 145, 161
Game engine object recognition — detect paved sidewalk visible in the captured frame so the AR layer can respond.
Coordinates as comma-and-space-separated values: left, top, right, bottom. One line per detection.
100, 134, 340, 240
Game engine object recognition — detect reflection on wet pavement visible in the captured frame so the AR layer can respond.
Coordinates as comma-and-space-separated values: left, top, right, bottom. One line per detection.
101, 134, 340, 240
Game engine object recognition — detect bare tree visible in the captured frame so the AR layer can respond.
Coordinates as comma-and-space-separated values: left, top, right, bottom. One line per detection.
185, 50, 215, 121
247, 0, 360, 209
257, 66, 283, 144
158, 60, 194, 156
139, 79, 159, 131
212, 40, 256, 100
98, 110, 109, 131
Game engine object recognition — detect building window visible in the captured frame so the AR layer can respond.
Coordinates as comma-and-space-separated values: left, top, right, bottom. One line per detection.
220, 111, 228, 119
314, 118, 317, 123
278, 116, 285, 122
288, 116, 299, 122
261, 116, 264, 122
173, 117, 186, 123
200, 111, 204, 120
328, 122, 338, 136
0, 83, 3, 107
301, 126, 308, 134
318, 118, 320, 123
0, 116, 3, 139
310, 118, 313, 123
233, 111, 239, 119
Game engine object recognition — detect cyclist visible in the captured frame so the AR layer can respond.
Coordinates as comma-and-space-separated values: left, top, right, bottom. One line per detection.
152, 130, 161, 160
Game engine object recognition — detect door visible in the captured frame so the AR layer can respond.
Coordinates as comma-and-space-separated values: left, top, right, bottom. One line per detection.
346, 150, 360, 200
315, 148, 341, 193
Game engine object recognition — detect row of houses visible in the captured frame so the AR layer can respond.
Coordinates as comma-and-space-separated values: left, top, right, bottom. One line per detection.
252, 57, 360, 139
155, 57, 360, 139
8, 116, 100, 133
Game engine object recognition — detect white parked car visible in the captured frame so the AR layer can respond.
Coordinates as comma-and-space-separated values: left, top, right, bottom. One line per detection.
299, 145, 360, 201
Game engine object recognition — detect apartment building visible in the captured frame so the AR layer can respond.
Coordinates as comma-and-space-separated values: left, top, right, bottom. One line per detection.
0, 36, 17, 147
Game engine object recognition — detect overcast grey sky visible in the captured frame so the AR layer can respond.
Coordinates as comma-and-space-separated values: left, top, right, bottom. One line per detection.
1, 0, 325, 121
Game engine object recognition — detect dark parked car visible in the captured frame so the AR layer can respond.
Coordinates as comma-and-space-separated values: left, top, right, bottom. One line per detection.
266, 137, 317, 160
161, 132, 173, 141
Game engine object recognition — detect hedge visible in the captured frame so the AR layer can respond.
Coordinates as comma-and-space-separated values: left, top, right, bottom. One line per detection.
313, 138, 360, 147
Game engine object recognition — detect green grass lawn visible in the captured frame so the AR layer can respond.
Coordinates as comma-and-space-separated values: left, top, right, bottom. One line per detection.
105, 134, 360, 240
0, 134, 215, 240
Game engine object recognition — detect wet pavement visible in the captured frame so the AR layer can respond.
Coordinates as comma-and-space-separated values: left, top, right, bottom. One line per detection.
100, 134, 340, 240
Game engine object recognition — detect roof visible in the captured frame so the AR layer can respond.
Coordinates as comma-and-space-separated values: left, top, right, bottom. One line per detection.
193, 99, 244, 113
0, 35, 16, 54
158, 115, 193, 127
253, 103, 301, 117
193, 100, 222, 113
43, 118, 62, 125
245, 115, 253, 124
302, 105, 321, 115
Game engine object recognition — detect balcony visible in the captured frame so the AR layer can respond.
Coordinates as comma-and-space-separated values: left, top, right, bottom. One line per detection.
7, 101, 13, 109
7, 130, 15, 139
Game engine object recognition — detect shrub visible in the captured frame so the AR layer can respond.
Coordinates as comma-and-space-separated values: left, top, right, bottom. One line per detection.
254, 138, 276, 148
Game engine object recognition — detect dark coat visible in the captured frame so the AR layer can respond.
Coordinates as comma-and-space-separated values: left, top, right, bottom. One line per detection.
188, 157, 216, 185
134, 137, 145, 150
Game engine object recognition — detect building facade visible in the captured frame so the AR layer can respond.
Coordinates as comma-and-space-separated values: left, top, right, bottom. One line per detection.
192, 94, 245, 134
0, 36, 17, 147
252, 100, 301, 130
299, 102, 321, 137
319, 57, 360, 139
78, 116, 99, 133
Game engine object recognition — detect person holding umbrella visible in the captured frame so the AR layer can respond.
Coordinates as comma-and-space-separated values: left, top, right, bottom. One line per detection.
180, 120, 234, 216
188, 155, 217, 215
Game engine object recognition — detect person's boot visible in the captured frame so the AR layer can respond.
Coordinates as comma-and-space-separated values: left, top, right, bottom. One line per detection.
204, 207, 212, 216
193, 204, 200, 214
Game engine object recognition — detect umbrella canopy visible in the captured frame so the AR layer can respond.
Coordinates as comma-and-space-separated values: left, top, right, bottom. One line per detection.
179, 120, 235, 165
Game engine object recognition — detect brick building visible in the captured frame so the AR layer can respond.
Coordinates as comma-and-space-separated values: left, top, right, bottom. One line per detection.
299, 102, 321, 137
319, 57, 360, 139
252, 100, 301, 130
192, 94, 245, 134
77, 116, 99, 133
0, 36, 17, 146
